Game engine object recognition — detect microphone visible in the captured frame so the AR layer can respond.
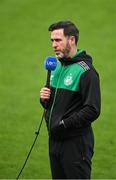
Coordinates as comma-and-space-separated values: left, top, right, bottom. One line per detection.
44, 56, 57, 87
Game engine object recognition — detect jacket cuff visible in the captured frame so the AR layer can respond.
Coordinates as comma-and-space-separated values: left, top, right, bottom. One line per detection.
59, 120, 67, 128
40, 98, 49, 109
63, 113, 82, 128
63, 117, 73, 128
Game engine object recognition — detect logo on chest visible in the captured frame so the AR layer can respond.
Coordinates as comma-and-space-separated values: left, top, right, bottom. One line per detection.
64, 73, 73, 86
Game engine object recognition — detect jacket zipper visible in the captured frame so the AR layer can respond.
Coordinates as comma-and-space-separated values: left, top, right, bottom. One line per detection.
48, 65, 65, 132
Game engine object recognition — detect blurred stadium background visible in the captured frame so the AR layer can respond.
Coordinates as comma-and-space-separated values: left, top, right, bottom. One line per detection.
0, 0, 116, 178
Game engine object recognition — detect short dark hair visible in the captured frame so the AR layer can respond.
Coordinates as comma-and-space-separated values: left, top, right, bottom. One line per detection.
48, 21, 79, 44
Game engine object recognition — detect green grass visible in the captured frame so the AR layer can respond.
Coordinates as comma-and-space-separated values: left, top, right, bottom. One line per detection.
0, 0, 116, 179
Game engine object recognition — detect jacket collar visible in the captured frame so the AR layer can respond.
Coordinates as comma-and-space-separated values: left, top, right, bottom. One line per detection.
58, 49, 84, 65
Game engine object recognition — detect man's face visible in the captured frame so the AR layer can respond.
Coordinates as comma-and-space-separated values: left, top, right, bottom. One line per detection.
50, 29, 72, 58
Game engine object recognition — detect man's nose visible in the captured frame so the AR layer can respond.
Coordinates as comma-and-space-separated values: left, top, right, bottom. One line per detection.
52, 41, 57, 48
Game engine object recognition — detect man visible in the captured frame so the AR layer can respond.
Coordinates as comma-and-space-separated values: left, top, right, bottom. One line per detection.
40, 21, 101, 179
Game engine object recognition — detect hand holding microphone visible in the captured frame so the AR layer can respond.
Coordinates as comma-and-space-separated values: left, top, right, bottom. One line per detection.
40, 87, 51, 101
40, 56, 57, 102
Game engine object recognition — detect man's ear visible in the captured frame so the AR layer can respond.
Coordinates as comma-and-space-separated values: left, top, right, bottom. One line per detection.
70, 36, 75, 45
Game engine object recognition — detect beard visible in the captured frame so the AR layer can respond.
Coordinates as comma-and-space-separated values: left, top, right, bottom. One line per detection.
55, 42, 71, 59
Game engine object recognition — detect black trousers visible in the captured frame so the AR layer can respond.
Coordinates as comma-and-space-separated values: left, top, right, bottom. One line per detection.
49, 129, 94, 179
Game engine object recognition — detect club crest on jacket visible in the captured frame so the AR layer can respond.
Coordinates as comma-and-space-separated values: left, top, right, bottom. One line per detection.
64, 74, 73, 86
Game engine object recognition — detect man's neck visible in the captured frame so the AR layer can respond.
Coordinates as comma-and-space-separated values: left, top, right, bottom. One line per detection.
67, 46, 77, 58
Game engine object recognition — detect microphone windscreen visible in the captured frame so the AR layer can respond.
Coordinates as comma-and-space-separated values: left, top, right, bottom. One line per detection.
44, 56, 57, 71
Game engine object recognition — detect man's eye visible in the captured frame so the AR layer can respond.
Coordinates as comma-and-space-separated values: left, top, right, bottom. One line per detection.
55, 39, 62, 42
51, 39, 62, 42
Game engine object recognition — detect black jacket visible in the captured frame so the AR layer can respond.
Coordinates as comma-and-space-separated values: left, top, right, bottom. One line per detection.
41, 49, 101, 140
